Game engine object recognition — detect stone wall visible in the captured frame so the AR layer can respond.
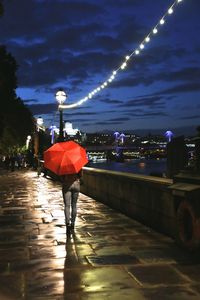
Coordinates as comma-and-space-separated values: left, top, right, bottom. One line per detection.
81, 167, 179, 239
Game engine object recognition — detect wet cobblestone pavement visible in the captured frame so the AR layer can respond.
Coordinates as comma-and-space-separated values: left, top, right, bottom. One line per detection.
0, 169, 200, 299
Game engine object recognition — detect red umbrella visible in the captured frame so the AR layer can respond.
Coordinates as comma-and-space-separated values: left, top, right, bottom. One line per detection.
43, 141, 88, 175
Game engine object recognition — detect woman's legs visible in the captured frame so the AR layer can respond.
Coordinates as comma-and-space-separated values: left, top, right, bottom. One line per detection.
62, 181, 80, 228
71, 191, 79, 226
62, 189, 71, 225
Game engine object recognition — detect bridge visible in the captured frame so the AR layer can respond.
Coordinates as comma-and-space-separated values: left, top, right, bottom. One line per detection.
85, 144, 166, 161
85, 145, 164, 151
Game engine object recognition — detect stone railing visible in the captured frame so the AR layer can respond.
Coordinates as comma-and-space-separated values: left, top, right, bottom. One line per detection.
81, 167, 177, 239
81, 167, 200, 250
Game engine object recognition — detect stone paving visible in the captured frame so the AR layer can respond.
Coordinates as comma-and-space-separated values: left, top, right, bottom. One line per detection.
0, 168, 200, 299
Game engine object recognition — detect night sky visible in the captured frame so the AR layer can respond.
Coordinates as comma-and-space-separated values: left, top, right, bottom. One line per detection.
0, 0, 200, 135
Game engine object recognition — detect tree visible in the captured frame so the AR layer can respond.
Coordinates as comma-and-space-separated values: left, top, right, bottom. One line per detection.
0, 1, 4, 16
0, 46, 34, 154
0, 6, 34, 155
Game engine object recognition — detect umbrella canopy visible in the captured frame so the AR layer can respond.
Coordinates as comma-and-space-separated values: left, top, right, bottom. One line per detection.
43, 141, 88, 175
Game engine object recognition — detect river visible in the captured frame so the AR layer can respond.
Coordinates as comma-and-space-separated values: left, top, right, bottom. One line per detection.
87, 158, 167, 176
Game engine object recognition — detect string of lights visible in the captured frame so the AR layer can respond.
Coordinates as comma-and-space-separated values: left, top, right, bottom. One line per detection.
60, 0, 184, 110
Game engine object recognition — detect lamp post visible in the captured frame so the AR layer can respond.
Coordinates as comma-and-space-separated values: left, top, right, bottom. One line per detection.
34, 117, 44, 157
33, 117, 44, 170
36, 117, 44, 158
55, 89, 67, 142
26, 135, 31, 150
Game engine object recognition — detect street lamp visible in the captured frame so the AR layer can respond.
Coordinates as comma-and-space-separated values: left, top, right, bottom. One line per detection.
37, 117, 44, 131
26, 135, 31, 149
55, 89, 67, 142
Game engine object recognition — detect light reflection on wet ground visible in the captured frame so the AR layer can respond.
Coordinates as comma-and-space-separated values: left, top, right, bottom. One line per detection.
0, 169, 200, 299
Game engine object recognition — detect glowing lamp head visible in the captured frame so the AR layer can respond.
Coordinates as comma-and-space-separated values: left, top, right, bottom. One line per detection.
164, 130, 174, 142
55, 89, 67, 105
37, 117, 43, 126
114, 131, 120, 139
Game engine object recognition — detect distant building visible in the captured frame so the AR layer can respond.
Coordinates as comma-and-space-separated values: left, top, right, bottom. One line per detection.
85, 133, 113, 145
64, 122, 79, 136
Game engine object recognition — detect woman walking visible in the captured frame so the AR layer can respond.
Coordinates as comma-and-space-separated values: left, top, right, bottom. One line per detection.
61, 169, 83, 231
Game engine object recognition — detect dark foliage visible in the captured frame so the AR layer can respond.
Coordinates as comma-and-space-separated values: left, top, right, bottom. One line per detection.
0, 46, 34, 154
0, 1, 4, 16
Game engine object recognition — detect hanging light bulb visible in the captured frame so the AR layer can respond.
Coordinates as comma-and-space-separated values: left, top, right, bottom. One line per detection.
140, 43, 144, 49
60, 0, 185, 109
160, 18, 165, 25
153, 28, 158, 34
145, 36, 150, 42
121, 62, 127, 70
168, 7, 173, 14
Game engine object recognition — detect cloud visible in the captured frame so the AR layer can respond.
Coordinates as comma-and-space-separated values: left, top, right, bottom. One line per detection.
1, 1, 104, 40
155, 67, 200, 83
1, 0, 196, 97
63, 111, 98, 117
94, 121, 125, 125
14, 50, 121, 88
156, 82, 200, 95
99, 97, 124, 104
1, 0, 200, 133
123, 110, 168, 117
109, 117, 130, 122
26, 103, 57, 114
180, 115, 200, 120
65, 118, 96, 123
23, 98, 38, 103
118, 95, 165, 108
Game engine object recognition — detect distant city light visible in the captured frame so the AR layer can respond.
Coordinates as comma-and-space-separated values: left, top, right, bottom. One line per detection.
50, 125, 57, 144
164, 130, 174, 142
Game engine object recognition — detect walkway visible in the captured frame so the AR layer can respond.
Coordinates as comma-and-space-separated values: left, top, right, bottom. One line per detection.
0, 169, 200, 299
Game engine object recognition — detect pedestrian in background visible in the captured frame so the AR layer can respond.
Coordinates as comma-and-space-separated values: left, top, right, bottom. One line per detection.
4, 155, 10, 170
10, 154, 16, 172
61, 169, 83, 231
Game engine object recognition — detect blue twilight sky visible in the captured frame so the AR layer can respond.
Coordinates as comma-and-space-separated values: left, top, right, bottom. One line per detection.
0, 0, 200, 135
